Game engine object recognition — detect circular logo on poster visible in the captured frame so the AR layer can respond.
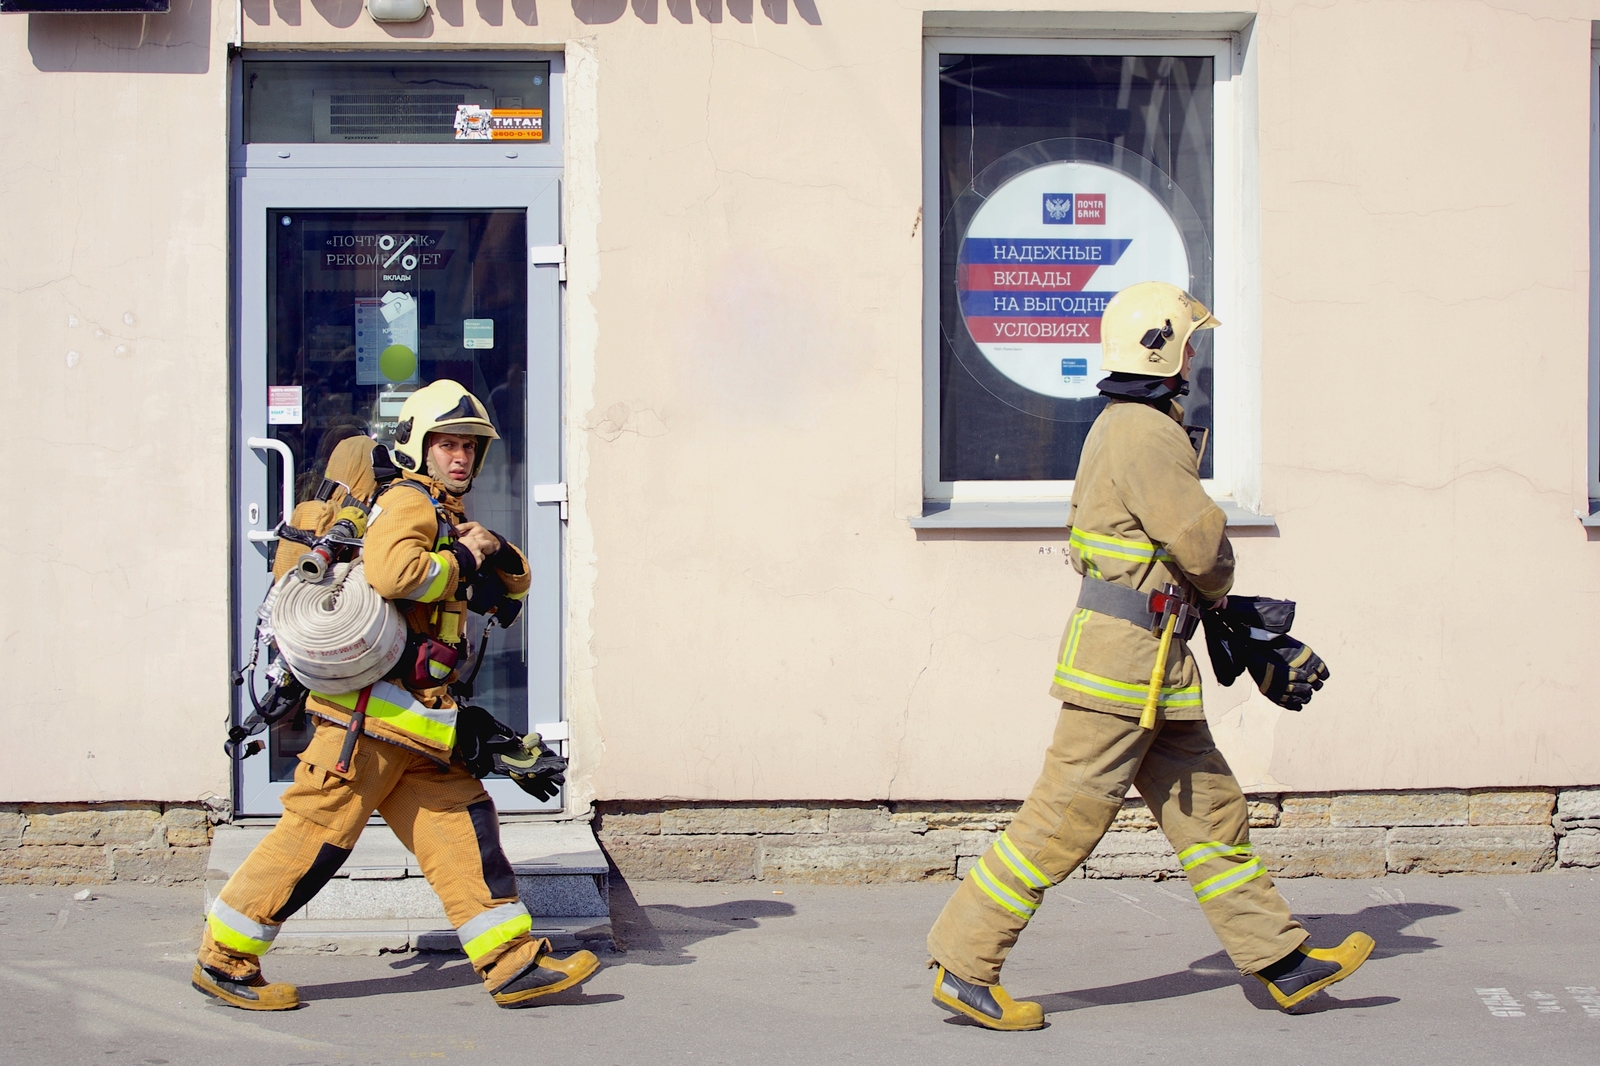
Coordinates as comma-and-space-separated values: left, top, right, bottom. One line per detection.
958, 161, 1190, 400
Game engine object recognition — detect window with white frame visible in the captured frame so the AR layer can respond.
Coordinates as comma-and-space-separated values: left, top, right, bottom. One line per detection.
923, 37, 1246, 508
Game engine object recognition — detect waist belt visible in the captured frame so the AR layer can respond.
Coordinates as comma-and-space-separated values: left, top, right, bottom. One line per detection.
1076, 575, 1200, 641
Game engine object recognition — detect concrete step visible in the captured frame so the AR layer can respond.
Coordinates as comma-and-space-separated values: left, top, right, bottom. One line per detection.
206, 819, 612, 954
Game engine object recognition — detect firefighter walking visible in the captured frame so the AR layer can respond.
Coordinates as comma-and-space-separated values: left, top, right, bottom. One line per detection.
926, 282, 1372, 1031
195, 381, 597, 1011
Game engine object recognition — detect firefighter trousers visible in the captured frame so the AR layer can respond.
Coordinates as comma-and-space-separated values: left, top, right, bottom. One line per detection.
927, 702, 1307, 985
198, 720, 542, 993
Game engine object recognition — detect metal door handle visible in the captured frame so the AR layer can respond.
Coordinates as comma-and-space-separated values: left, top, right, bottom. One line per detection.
247, 437, 296, 543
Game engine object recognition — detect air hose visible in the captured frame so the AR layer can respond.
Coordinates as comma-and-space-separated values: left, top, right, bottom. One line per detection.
270, 561, 406, 695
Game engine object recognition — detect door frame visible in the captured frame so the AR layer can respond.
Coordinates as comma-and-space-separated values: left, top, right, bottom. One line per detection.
228, 53, 567, 816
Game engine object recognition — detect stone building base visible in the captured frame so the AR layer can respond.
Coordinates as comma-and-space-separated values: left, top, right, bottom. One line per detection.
0, 801, 223, 885
4, 788, 1598, 887
596, 787, 1600, 884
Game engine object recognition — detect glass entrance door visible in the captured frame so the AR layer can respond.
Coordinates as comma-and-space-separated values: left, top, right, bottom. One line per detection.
235, 169, 563, 814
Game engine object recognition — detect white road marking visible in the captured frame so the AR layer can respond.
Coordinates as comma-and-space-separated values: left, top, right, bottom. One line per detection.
1527, 991, 1565, 1013
1475, 987, 1526, 1017
1497, 888, 1524, 917
1101, 885, 1166, 921
1567, 986, 1600, 1017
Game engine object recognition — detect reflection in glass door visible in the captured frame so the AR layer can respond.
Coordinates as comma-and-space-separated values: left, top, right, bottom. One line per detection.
262, 210, 531, 780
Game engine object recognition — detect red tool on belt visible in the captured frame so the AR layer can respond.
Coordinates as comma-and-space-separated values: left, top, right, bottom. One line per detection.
334, 685, 372, 774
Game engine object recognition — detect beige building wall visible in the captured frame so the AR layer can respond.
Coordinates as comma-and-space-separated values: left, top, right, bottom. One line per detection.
0, 0, 232, 804
4, 0, 1599, 808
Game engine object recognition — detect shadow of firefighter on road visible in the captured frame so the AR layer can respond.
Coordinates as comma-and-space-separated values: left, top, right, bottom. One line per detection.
1020, 900, 1457, 1021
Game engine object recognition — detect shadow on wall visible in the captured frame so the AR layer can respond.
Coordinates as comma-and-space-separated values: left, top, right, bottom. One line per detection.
573, 0, 819, 24
28, 0, 211, 73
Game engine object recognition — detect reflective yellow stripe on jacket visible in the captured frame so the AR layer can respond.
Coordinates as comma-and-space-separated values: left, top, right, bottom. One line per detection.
1053, 608, 1202, 710
317, 681, 458, 750
399, 550, 453, 603
1069, 528, 1172, 579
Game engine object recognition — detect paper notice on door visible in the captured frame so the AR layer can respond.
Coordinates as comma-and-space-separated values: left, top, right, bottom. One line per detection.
355, 294, 420, 386
463, 319, 494, 350
268, 385, 303, 425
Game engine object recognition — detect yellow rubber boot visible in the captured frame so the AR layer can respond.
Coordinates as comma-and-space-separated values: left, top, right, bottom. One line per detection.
490, 945, 601, 1008
1254, 932, 1375, 1010
191, 963, 300, 1011
931, 965, 1045, 1031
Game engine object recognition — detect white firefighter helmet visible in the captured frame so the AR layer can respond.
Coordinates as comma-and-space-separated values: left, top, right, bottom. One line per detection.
1098, 281, 1219, 377
390, 379, 500, 479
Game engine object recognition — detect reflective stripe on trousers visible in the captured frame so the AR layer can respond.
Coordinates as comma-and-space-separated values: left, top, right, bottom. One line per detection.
207, 898, 280, 956
1179, 840, 1268, 904
457, 901, 533, 963
964, 832, 1053, 920
317, 681, 459, 750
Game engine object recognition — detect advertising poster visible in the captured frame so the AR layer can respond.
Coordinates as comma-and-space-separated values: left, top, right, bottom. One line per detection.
957, 160, 1191, 401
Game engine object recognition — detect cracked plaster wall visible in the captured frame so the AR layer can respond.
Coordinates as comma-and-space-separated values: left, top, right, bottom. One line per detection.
8, 0, 1600, 805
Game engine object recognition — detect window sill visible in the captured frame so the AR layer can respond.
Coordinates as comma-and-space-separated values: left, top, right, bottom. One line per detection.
909, 500, 1277, 531
1581, 503, 1600, 528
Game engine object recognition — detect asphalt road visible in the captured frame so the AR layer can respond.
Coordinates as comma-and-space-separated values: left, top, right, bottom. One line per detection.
2, 870, 1597, 1065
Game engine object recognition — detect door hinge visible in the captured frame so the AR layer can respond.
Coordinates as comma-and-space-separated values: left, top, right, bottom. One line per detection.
533, 481, 568, 521
529, 244, 566, 282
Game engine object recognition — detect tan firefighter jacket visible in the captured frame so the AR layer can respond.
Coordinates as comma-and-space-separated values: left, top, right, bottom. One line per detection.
304, 469, 531, 764
1050, 398, 1234, 721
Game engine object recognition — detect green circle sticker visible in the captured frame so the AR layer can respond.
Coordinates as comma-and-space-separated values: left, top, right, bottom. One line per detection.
379, 344, 417, 383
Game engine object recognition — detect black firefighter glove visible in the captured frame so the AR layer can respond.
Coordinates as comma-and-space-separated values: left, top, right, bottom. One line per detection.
1201, 611, 1249, 687
1202, 596, 1299, 688
454, 704, 514, 778
1244, 635, 1330, 711
454, 705, 569, 800
493, 736, 568, 802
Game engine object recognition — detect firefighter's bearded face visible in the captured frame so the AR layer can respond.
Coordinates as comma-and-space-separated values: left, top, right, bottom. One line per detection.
425, 432, 478, 492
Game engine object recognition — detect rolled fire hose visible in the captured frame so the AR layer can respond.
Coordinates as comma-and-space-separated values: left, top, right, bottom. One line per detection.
270, 562, 406, 695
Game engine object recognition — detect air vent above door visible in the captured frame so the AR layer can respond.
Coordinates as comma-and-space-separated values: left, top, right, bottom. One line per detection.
312, 89, 494, 143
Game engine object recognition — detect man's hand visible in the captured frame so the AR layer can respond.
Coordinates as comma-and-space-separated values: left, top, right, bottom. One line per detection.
453, 522, 502, 567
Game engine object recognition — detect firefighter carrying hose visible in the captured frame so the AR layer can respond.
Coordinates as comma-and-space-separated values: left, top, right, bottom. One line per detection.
195, 380, 599, 1011
925, 282, 1372, 1031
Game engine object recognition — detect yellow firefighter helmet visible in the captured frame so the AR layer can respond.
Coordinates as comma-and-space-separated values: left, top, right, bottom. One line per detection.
390, 380, 500, 479
1098, 281, 1219, 378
